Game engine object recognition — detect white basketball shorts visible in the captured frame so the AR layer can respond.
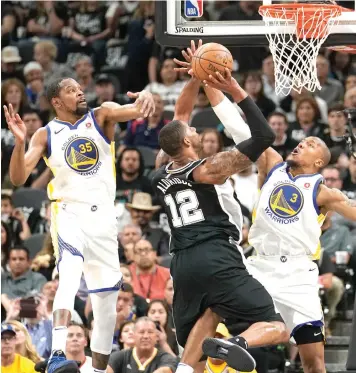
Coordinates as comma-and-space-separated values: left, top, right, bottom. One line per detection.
50, 201, 121, 293
246, 255, 324, 337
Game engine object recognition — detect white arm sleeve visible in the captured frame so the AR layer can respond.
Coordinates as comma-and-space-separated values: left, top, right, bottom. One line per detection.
212, 96, 251, 144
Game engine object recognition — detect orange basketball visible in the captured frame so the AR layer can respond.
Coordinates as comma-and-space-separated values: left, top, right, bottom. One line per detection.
192, 43, 233, 82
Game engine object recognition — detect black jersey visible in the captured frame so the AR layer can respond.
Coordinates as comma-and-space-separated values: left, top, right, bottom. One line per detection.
152, 159, 242, 253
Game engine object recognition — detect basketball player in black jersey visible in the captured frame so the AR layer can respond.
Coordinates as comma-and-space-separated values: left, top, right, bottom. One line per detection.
152, 41, 288, 373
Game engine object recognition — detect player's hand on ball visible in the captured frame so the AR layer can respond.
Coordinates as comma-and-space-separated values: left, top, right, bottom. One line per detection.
3, 104, 27, 144
128, 90, 155, 117
203, 68, 239, 94
174, 39, 203, 76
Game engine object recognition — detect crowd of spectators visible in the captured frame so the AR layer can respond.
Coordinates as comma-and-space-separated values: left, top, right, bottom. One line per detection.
1, 1, 356, 373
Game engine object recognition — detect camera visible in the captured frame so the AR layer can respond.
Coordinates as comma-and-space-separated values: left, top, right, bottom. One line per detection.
19, 297, 38, 319
344, 109, 356, 159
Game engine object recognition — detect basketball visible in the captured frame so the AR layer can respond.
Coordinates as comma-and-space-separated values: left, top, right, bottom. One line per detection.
192, 43, 233, 82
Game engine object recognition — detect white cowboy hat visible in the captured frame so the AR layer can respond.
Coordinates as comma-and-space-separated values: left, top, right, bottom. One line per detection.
126, 192, 161, 212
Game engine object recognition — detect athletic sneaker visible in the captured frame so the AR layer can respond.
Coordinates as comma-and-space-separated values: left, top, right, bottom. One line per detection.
203, 338, 256, 372
45, 350, 79, 373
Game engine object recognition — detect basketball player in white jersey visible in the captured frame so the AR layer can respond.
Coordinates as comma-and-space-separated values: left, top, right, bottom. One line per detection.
203, 69, 356, 373
3, 77, 155, 373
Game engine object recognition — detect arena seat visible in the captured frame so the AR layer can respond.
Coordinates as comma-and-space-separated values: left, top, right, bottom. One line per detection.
12, 188, 47, 211
137, 146, 156, 169
24, 233, 46, 259
189, 108, 221, 133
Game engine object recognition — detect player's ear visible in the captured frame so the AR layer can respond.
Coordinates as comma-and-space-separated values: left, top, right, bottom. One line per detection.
183, 136, 191, 147
52, 98, 61, 108
315, 158, 324, 169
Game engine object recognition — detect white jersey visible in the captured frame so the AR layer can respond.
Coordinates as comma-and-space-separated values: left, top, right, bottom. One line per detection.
44, 110, 116, 206
248, 162, 325, 259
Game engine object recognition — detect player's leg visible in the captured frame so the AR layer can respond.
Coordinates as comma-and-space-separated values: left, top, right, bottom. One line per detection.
46, 204, 85, 373
295, 326, 325, 373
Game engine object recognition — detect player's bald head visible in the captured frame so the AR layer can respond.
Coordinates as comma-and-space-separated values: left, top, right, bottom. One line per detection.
309, 137, 331, 168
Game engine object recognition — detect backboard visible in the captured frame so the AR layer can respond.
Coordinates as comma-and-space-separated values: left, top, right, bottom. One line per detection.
155, 0, 356, 47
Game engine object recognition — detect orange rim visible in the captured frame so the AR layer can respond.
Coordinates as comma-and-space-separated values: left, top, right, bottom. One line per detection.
259, 3, 344, 39
328, 45, 356, 54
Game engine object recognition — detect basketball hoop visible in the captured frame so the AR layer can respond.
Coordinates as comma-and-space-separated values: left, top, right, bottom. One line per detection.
328, 45, 356, 54
259, 2, 344, 95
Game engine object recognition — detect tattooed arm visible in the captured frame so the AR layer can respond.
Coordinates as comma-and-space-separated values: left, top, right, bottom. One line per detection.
193, 147, 252, 184
317, 184, 356, 220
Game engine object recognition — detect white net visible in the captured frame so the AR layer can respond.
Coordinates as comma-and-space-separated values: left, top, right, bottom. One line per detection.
260, 5, 342, 95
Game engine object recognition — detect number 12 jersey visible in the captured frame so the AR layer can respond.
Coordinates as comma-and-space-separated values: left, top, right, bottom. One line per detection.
152, 160, 243, 253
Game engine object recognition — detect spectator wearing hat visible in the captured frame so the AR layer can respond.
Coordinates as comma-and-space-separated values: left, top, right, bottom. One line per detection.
34, 40, 74, 87
129, 239, 170, 301
124, 93, 168, 151
23, 62, 45, 111
1, 46, 25, 83
126, 193, 170, 258
1, 324, 37, 373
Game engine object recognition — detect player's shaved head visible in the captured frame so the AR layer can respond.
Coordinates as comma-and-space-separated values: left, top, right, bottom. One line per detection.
159, 120, 187, 157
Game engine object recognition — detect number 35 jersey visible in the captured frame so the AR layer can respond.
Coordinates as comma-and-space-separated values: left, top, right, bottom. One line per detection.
43, 110, 116, 205
248, 162, 325, 259
152, 160, 243, 253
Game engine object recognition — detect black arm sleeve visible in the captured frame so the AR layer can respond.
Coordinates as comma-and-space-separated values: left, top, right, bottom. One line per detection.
235, 96, 276, 162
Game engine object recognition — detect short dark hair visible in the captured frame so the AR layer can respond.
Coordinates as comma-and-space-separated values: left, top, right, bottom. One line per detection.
1, 194, 13, 204
267, 111, 288, 124
321, 165, 341, 177
9, 246, 30, 260
122, 282, 134, 295
22, 107, 41, 119
46, 78, 66, 105
159, 120, 186, 157
68, 321, 88, 338
328, 103, 346, 116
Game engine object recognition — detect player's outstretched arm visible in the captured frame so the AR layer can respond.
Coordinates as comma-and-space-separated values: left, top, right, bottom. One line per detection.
97, 90, 155, 123
4, 104, 47, 186
317, 185, 356, 221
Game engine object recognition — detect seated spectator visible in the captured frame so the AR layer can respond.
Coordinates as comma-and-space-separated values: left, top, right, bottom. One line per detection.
7, 320, 42, 364
34, 40, 74, 87
108, 317, 178, 373
116, 148, 154, 203
329, 51, 356, 84
30, 200, 51, 235
121, 264, 149, 317
268, 112, 298, 160
1, 46, 25, 83
147, 300, 178, 356
345, 74, 356, 91
200, 129, 223, 158
88, 73, 131, 108
317, 249, 344, 334
66, 322, 92, 372
75, 55, 96, 103
1, 78, 28, 143
1, 246, 47, 300
1, 194, 31, 245
68, 1, 114, 67
288, 96, 325, 142
124, 93, 167, 150
241, 71, 276, 119
1, 221, 12, 270
21, 108, 52, 188
118, 320, 135, 350
343, 156, 356, 193
23, 62, 45, 111
119, 224, 142, 264
144, 59, 186, 111
1, 324, 36, 373
262, 54, 281, 106
126, 193, 170, 258
194, 87, 211, 111
164, 278, 174, 329
129, 239, 170, 301
321, 104, 348, 151
31, 233, 55, 281
315, 54, 344, 105
344, 86, 356, 109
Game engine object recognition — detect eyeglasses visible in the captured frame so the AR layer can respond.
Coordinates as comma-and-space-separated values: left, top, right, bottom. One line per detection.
135, 248, 153, 255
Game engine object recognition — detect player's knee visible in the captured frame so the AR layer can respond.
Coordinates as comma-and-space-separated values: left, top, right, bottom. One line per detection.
301, 356, 324, 373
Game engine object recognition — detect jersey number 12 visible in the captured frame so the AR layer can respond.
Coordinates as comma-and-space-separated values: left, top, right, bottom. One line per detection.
164, 189, 204, 228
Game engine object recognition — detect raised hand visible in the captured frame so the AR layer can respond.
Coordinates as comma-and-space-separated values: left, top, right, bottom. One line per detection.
174, 39, 203, 76
3, 104, 27, 144
203, 68, 240, 94
127, 90, 156, 118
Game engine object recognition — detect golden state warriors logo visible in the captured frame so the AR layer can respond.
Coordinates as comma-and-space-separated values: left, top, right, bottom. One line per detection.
265, 183, 304, 224
65, 137, 99, 173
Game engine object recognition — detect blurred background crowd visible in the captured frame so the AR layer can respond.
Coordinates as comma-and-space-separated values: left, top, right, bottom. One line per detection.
1, 1, 355, 373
